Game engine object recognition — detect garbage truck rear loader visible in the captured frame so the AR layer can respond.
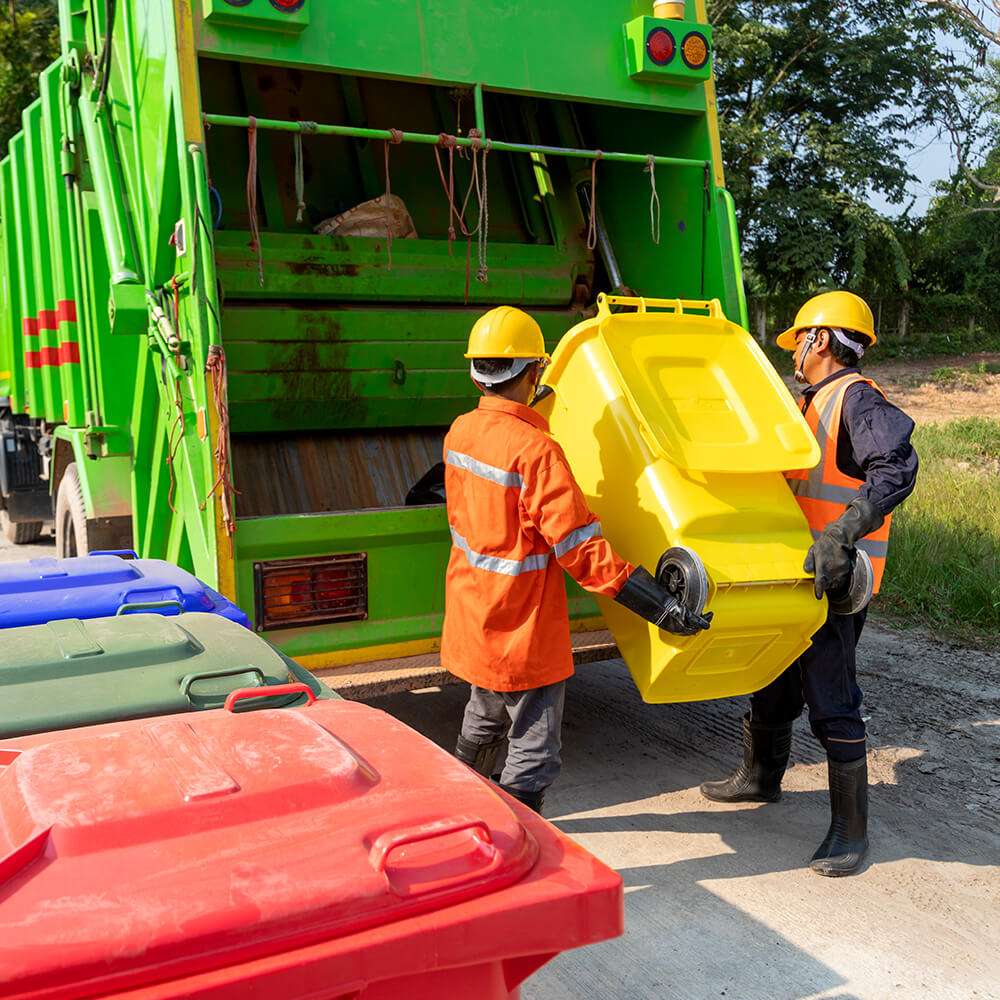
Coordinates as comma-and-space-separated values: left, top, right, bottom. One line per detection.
0, 0, 780, 697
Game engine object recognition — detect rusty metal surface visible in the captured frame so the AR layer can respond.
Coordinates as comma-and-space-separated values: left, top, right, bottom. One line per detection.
232, 428, 445, 516
320, 630, 620, 700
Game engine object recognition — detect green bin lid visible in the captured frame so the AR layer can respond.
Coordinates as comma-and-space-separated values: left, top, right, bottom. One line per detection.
0, 612, 331, 738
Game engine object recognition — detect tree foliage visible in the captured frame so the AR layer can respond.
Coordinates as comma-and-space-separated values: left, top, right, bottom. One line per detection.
709, 0, 971, 295
0, 0, 59, 157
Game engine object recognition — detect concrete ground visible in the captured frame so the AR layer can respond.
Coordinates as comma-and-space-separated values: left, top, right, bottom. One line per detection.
3, 532, 997, 998
369, 627, 1000, 1000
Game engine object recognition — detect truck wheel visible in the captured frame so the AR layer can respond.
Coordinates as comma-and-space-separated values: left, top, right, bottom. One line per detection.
0, 509, 43, 544
55, 463, 89, 557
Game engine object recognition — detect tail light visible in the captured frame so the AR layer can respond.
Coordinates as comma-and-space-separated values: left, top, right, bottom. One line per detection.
646, 28, 676, 66
681, 31, 709, 69
254, 554, 368, 631
269, 0, 305, 9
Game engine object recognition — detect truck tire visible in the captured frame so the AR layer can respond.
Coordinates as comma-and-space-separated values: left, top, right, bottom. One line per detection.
55, 463, 89, 557
0, 509, 43, 545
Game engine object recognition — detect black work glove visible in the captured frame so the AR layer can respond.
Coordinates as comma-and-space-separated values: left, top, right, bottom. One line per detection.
615, 567, 713, 636
804, 497, 884, 600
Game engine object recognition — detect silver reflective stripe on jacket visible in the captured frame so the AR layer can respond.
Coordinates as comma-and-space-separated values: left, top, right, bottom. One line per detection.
450, 527, 550, 577
553, 520, 602, 558
445, 449, 524, 489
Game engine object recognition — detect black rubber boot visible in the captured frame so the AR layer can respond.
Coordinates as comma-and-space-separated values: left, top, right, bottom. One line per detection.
454, 734, 506, 778
699, 715, 793, 803
810, 756, 869, 877
500, 783, 546, 815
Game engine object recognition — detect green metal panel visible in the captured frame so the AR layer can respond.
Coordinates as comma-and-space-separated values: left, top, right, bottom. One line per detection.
40, 61, 87, 427
22, 101, 60, 424
195, 1, 709, 114
221, 303, 584, 433
9, 134, 42, 420
0, 612, 324, 738
0, 159, 24, 411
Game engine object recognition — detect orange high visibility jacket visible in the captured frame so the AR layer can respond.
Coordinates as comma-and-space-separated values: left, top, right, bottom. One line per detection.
441, 396, 634, 691
785, 373, 893, 592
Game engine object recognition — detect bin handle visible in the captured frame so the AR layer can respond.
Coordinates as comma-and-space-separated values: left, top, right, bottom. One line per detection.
180, 666, 266, 699
224, 683, 316, 712
89, 550, 139, 559
369, 816, 501, 895
116, 600, 185, 616
597, 292, 723, 319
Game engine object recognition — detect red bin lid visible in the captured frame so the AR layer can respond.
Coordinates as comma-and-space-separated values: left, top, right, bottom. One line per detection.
0, 701, 539, 998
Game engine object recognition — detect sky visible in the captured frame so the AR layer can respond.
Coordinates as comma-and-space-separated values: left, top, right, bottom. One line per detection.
868, 124, 955, 217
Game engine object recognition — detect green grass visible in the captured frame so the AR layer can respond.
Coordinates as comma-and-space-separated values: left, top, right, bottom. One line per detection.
929, 361, 1000, 387
877, 418, 1000, 646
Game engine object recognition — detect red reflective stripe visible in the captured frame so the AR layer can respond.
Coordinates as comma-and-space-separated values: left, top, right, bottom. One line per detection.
38, 310, 57, 332
56, 300, 77, 323
24, 351, 41, 368
39, 347, 60, 366
22, 317, 38, 336
58, 341, 80, 364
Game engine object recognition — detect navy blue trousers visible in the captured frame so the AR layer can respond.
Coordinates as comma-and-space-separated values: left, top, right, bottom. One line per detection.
750, 607, 868, 762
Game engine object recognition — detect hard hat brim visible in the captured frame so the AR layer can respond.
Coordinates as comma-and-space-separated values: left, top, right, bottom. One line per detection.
775, 326, 799, 351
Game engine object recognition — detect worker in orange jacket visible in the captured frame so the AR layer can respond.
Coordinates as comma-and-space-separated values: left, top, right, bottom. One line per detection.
442, 306, 712, 815
700, 291, 918, 876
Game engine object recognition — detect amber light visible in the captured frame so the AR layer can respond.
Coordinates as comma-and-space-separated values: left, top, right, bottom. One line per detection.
254, 554, 367, 631
681, 31, 709, 69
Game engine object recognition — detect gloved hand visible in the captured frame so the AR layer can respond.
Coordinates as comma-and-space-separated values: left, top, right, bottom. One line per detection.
805, 497, 884, 600
614, 567, 713, 636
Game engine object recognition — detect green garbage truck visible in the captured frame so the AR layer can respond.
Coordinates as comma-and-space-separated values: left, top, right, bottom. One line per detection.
0, 0, 747, 685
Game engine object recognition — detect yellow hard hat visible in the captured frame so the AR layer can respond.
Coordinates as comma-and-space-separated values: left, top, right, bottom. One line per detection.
776, 291, 877, 350
465, 306, 549, 360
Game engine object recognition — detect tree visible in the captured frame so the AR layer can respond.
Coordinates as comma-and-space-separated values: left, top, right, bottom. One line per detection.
709, 0, 972, 296
0, 0, 59, 157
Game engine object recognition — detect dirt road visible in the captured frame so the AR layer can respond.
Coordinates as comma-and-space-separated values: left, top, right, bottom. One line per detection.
371, 624, 1000, 1000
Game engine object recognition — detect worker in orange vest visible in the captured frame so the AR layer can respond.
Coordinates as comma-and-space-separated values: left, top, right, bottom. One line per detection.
443, 306, 712, 815
700, 291, 918, 876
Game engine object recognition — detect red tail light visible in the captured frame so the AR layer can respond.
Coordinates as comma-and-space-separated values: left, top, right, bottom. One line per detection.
646, 28, 676, 66
269, 0, 305, 9
254, 554, 368, 631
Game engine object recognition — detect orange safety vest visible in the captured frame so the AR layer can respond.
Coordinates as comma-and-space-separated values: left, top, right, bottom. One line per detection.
785, 373, 892, 593
441, 395, 633, 692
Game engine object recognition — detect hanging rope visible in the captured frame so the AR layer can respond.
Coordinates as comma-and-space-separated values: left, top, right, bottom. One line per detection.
246, 116, 264, 287
294, 120, 318, 225
203, 345, 238, 552
477, 141, 491, 284
165, 375, 186, 515
586, 151, 602, 252
383, 127, 404, 270
645, 155, 661, 245
434, 133, 461, 253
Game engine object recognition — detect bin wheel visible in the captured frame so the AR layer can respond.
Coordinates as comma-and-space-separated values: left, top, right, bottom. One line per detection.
55, 463, 90, 558
655, 546, 709, 617
0, 509, 43, 545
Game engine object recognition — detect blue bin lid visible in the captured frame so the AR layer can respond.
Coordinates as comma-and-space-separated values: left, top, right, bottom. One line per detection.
0, 553, 250, 630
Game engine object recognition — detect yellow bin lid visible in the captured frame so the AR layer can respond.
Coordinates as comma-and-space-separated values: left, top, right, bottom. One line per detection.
589, 296, 819, 474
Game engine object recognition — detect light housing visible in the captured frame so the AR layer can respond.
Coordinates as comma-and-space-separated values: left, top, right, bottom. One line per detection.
203, 0, 310, 32
623, 16, 713, 85
254, 553, 368, 632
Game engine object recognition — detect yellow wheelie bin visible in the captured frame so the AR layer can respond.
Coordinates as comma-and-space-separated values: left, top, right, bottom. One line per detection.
537, 294, 827, 703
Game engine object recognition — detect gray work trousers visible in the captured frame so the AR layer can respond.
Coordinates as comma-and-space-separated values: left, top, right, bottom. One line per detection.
460, 680, 566, 793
